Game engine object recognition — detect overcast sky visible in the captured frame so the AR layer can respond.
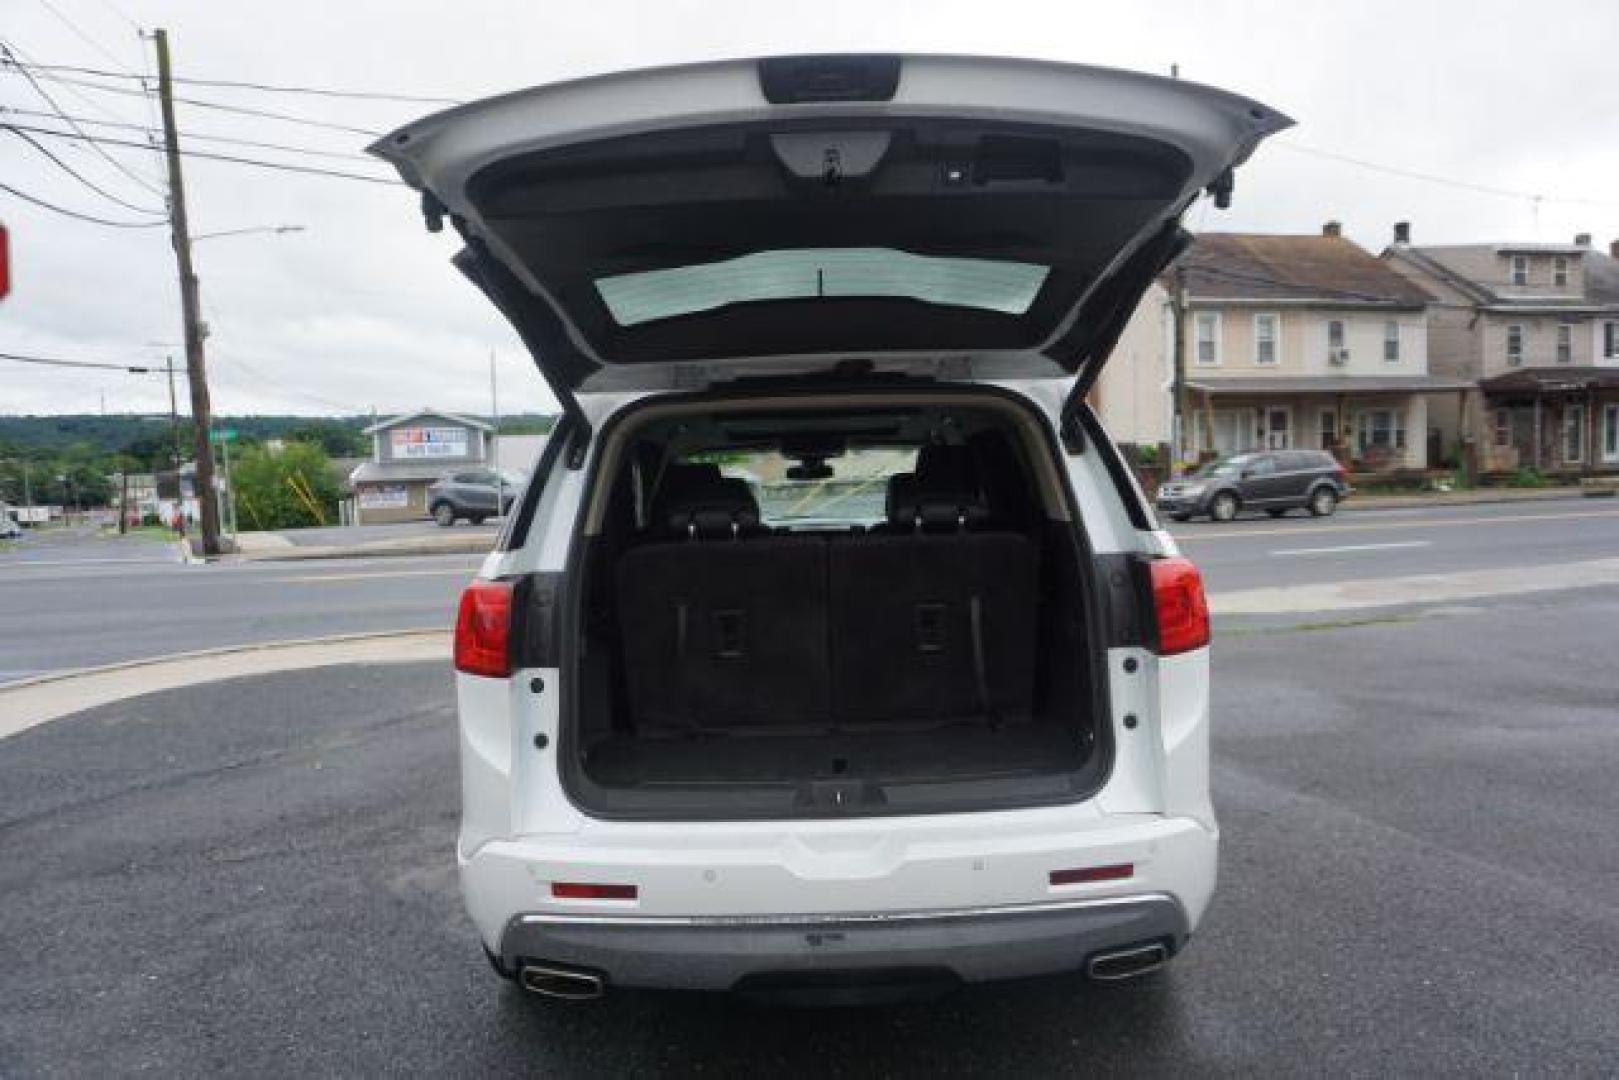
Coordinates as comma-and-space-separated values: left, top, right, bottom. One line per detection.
4, 0, 1618, 418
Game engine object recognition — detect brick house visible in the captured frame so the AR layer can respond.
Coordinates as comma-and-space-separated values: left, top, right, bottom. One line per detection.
1382, 229, 1619, 476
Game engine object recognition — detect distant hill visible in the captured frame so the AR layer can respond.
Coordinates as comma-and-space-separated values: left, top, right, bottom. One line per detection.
0, 412, 557, 457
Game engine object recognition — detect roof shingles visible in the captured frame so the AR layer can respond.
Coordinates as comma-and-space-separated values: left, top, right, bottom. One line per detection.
1175, 234, 1433, 306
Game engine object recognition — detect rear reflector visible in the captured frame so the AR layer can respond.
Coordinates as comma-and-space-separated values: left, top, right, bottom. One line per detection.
551, 882, 638, 901
1149, 557, 1211, 656
1050, 863, 1134, 886
453, 579, 514, 678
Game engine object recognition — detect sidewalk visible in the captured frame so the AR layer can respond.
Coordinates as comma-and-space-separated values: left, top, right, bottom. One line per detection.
1342, 485, 1604, 511
230, 528, 494, 561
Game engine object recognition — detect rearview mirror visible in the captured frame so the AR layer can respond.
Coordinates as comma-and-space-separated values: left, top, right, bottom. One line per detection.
787, 460, 835, 481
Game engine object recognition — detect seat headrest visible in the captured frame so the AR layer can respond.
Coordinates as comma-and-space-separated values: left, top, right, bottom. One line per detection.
665, 475, 762, 538
887, 445, 989, 531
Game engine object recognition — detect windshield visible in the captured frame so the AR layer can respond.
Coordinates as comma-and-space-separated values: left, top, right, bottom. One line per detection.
1192, 456, 1252, 479
685, 446, 917, 527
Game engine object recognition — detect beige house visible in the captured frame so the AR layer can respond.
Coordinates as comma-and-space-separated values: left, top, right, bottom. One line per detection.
1091, 280, 1173, 448
1170, 228, 1464, 470
1382, 229, 1619, 475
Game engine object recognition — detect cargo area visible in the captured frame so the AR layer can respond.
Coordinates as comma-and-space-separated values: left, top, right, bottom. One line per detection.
562, 395, 1111, 818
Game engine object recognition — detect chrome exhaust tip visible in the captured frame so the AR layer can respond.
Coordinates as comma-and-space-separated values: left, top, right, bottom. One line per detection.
1086, 941, 1169, 981
519, 962, 607, 1000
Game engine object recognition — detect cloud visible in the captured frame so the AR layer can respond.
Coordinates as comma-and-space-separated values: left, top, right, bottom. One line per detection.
4, 0, 1617, 415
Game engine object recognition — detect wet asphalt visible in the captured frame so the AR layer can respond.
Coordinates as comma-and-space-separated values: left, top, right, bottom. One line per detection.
2, 585, 1616, 1075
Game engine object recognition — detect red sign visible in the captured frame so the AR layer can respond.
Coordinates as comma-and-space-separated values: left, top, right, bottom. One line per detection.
0, 222, 9, 301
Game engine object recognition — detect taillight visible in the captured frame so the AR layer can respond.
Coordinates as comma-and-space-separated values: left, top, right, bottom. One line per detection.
454, 579, 514, 678
1149, 557, 1210, 656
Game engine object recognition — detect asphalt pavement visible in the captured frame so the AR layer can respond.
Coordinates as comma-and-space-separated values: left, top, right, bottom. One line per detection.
1169, 494, 1619, 593
0, 528, 479, 682
3, 584, 1616, 1074
5, 497, 1615, 684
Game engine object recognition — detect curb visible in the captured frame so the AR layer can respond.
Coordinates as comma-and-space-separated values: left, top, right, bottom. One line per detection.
0, 627, 447, 693
232, 540, 494, 562
1339, 488, 1593, 512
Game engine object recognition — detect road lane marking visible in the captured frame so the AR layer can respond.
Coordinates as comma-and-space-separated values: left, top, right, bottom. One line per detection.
278, 568, 475, 583
1175, 506, 1619, 542
1271, 541, 1432, 557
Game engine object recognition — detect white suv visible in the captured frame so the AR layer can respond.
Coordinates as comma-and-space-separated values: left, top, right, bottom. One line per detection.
374, 53, 1285, 1003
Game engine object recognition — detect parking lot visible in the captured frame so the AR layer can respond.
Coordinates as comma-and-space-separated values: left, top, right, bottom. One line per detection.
3, 499, 1618, 1073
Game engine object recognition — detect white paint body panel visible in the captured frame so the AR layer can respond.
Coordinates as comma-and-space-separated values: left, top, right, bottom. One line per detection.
453, 384, 1217, 963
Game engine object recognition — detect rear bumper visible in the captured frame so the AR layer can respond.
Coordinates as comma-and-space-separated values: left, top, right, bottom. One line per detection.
497, 894, 1187, 992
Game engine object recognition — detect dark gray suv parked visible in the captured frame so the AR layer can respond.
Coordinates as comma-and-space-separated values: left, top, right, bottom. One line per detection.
1156, 450, 1350, 522
427, 469, 525, 526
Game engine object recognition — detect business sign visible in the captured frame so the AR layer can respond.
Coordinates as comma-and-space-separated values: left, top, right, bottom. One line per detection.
391, 426, 468, 459
358, 485, 410, 510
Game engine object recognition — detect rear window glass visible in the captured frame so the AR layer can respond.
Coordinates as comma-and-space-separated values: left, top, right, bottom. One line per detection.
687, 446, 918, 528
595, 248, 1050, 327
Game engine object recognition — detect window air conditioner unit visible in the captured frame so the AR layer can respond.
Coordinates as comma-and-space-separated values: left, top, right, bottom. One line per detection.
1328, 347, 1350, 366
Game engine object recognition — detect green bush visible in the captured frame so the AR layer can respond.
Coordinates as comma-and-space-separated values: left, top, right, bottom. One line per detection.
1504, 467, 1549, 489
232, 441, 342, 530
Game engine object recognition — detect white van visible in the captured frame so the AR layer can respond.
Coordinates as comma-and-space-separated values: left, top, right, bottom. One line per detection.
373, 54, 1285, 1003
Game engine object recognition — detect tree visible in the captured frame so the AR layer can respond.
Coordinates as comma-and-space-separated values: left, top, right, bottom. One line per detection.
231, 441, 342, 531
282, 420, 365, 458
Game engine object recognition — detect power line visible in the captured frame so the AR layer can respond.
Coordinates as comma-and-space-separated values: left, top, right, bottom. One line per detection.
3, 57, 463, 105
0, 349, 164, 373
3, 122, 404, 186
1273, 140, 1619, 209
0, 105, 376, 162
32, 0, 138, 75
3, 125, 165, 215
11, 68, 387, 136
0, 179, 168, 227
0, 40, 166, 197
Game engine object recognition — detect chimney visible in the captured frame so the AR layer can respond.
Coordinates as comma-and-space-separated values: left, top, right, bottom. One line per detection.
1575, 232, 1592, 247
1322, 220, 1342, 238
1393, 221, 1411, 245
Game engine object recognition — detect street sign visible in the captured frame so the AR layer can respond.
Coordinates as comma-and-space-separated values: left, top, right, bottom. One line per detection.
211, 428, 238, 443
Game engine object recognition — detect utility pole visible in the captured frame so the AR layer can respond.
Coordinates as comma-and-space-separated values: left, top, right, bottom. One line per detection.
489, 349, 503, 518
1170, 265, 1190, 474
153, 28, 222, 555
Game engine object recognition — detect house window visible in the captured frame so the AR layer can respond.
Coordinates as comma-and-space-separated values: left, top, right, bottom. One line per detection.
1383, 320, 1401, 362
1319, 409, 1337, 451
1510, 254, 1529, 286
1506, 324, 1524, 366
1254, 313, 1278, 365
1195, 312, 1221, 365
1564, 404, 1585, 464
1604, 404, 1619, 463
1357, 409, 1407, 452
1553, 256, 1569, 288
1604, 322, 1619, 360
1557, 323, 1573, 363
1327, 319, 1346, 365
1493, 409, 1512, 448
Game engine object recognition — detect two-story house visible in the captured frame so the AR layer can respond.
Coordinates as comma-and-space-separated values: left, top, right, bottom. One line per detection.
1168, 227, 1463, 470
1383, 229, 1619, 475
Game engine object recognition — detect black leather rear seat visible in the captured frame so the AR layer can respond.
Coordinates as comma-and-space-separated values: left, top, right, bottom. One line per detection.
830, 447, 1038, 725
615, 449, 1039, 733
616, 470, 828, 731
